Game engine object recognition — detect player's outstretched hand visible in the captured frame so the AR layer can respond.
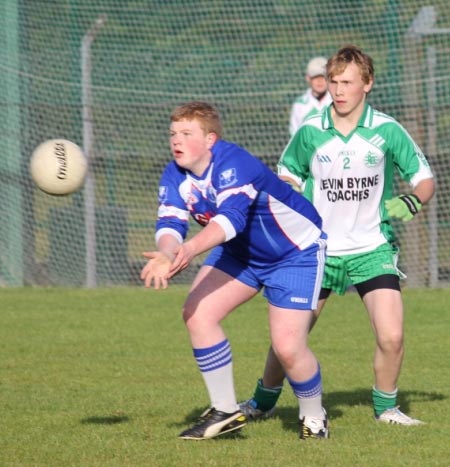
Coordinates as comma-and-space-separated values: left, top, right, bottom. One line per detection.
140, 251, 172, 289
167, 242, 196, 279
385, 194, 422, 222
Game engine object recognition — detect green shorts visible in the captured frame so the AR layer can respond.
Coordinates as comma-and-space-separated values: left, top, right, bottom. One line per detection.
322, 243, 403, 296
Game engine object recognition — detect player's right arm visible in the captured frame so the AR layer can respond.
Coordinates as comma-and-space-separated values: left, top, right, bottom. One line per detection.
278, 127, 311, 192
141, 163, 190, 289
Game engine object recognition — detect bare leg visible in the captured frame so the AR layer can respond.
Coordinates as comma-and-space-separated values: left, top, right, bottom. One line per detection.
183, 266, 258, 413
268, 305, 316, 382
268, 303, 325, 421
261, 298, 327, 387
183, 265, 257, 347
362, 288, 404, 392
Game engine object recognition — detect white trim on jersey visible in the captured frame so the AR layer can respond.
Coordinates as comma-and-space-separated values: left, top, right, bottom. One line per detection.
155, 227, 183, 245
211, 215, 236, 242
268, 195, 322, 251
278, 165, 304, 187
217, 183, 258, 208
158, 204, 190, 221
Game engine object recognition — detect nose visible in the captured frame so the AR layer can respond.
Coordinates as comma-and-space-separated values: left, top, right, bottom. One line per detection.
335, 83, 344, 96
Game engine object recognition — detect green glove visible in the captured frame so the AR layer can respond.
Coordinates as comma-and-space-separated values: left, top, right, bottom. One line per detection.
385, 194, 422, 222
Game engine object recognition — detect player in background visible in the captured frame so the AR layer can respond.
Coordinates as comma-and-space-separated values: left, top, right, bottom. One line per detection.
240, 45, 435, 426
289, 56, 332, 137
140, 101, 329, 440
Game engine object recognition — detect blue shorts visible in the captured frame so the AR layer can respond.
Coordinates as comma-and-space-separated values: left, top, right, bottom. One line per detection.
203, 241, 325, 311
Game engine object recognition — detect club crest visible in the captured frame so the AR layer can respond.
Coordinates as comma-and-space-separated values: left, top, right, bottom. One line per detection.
219, 168, 237, 188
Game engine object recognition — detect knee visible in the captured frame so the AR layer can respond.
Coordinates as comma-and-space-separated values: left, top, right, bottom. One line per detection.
182, 303, 217, 334
378, 330, 404, 354
181, 288, 203, 326
182, 303, 197, 329
272, 341, 299, 369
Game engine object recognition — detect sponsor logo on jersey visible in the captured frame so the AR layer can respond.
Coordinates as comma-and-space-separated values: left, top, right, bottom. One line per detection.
193, 212, 214, 226
158, 186, 168, 203
321, 175, 379, 202
219, 168, 237, 188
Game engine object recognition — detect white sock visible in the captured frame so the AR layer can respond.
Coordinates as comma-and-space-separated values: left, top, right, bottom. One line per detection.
193, 339, 238, 413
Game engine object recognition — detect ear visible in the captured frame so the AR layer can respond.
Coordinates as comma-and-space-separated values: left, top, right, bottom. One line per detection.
206, 132, 218, 149
364, 78, 374, 94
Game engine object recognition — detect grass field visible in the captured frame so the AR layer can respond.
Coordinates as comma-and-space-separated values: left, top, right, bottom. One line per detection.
1, 286, 449, 466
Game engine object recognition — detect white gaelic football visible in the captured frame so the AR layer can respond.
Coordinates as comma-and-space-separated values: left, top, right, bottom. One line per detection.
30, 139, 88, 195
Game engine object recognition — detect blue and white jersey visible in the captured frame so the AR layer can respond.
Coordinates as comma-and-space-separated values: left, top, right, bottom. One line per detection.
156, 140, 325, 267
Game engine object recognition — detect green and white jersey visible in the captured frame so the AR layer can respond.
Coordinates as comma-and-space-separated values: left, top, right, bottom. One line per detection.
279, 104, 433, 256
289, 89, 332, 136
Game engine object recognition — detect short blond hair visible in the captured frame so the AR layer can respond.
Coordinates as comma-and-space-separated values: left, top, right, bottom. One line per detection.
327, 45, 374, 85
171, 101, 222, 138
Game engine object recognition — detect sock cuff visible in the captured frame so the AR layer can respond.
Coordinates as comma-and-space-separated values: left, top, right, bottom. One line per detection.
372, 386, 398, 398
193, 339, 232, 373
252, 378, 283, 411
287, 365, 322, 399
257, 378, 283, 394
193, 338, 229, 357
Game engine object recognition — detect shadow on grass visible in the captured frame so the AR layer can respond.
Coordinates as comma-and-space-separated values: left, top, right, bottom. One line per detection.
275, 387, 446, 433
167, 388, 445, 436
81, 414, 130, 425
166, 386, 447, 441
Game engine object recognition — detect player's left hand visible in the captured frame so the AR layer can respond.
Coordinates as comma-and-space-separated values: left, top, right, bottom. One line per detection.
385, 194, 422, 222
167, 242, 196, 279
140, 251, 172, 289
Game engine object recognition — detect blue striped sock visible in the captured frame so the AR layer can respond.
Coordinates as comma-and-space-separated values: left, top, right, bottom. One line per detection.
193, 339, 232, 373
287, 366, 323, 419
287, 365, 322, 399
193, 339, 237, 413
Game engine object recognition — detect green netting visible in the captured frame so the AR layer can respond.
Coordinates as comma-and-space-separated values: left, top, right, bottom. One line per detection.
1, 0, 449, 287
